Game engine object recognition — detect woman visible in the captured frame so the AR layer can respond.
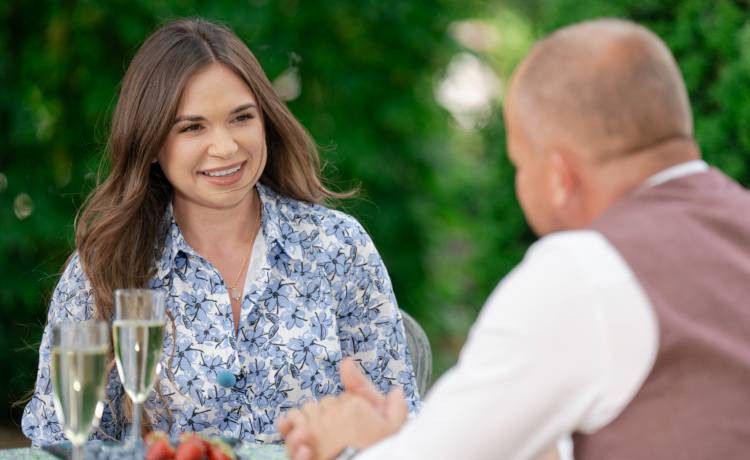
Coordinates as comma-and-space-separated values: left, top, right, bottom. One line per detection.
22, 17, 419, 445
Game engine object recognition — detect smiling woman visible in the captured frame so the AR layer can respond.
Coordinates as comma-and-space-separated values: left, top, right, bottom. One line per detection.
21, 17, 420, 446
160, 65, 267, 211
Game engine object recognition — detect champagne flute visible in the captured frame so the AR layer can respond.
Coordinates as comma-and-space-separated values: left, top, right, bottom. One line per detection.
50, 321, 109, 460
113, 289, 166, 451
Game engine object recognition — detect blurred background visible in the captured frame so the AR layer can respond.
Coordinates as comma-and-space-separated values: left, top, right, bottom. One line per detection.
1, 0, 749, 447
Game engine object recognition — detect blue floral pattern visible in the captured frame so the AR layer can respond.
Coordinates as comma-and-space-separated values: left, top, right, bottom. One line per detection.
22, 183, 419, 446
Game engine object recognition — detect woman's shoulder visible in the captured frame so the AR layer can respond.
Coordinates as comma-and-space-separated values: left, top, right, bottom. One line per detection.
59, 250, 87, 285
49, 250, 94, 320
260, 184, 372, 248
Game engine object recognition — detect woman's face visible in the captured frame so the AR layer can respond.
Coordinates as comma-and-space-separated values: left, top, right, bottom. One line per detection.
159, 62, 267, 212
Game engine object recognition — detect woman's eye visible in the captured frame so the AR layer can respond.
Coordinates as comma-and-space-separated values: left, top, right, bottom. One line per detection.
179, 123, 203, 133
233, 113, 254, 123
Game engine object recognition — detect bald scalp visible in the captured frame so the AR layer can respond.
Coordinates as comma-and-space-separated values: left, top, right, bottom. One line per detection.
514, 18, 693, 163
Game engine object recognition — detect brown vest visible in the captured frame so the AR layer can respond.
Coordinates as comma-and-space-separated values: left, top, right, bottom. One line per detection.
573, 169, 750, 459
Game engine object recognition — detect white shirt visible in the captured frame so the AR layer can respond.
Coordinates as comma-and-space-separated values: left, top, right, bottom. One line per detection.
359, 161, 708, 460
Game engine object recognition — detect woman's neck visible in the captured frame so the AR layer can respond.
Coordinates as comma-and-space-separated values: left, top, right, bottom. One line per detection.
172, 188, 261, 255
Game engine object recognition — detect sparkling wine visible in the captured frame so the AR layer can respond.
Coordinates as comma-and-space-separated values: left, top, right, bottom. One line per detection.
50, 346, 108, 445
113, 320, 164, 403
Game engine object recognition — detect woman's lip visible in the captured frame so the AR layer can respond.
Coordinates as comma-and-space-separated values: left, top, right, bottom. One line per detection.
198, 160, 247, 186
199, 161, 246, 174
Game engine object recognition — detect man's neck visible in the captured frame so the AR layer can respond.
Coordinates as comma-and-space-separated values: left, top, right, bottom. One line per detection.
583, 138, 701, 222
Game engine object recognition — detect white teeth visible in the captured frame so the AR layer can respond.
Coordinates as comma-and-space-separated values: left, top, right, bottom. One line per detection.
203, 165, 241, 177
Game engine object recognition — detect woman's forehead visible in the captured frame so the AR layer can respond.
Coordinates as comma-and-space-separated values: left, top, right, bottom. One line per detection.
178, 63, 257, 113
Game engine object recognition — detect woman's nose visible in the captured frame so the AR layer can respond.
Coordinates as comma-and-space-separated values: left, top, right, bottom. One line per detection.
207, 129, 239, 159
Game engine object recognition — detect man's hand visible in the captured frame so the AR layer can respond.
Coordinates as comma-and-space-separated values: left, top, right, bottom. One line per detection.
339, 358, 387, 413
278, 358, 409, 460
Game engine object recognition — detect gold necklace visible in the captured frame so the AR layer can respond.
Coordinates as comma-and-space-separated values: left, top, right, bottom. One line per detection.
228, 201, 261, 302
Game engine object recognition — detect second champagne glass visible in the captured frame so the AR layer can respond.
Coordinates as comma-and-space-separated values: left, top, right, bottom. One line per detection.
113, 288, 166, 451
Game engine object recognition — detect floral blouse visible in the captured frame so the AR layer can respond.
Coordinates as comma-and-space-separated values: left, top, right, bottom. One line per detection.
22, 183, 420, 446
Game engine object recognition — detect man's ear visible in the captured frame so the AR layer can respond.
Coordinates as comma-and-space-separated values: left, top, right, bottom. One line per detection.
548, 150, 576, 209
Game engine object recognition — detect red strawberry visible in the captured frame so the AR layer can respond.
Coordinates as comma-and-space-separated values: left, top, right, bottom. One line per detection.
145, 432, 175, 460
146, 438, 176, 460
208, 440, 236, 460
175, 435, 209, 460
179, 433, 210, 447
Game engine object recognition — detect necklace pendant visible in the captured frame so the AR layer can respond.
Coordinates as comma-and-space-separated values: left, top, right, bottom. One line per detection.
230, 287, 242, 301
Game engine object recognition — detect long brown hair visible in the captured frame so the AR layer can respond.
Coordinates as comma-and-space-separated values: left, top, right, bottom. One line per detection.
75, 17, 351, 431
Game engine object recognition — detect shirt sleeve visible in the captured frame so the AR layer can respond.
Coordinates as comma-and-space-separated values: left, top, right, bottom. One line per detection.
357, 231, 658, 460
21, 253, 125, 446
335, 218, 421, 412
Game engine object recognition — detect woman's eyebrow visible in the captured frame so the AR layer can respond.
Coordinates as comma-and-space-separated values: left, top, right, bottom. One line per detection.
173, 102, 257, 124
174, 114, 205, 124
230, 102, 257, 114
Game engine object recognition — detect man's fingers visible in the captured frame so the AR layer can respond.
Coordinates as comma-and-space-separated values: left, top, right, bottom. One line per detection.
301, 400, 321, 420
277, 413, 294, 436
341, 357, 385, 411
286, 426, 316, 457
278, 409, 307, 437
384, 386, 408, 429
318, 394, 337, 411
292, 444, 315, 460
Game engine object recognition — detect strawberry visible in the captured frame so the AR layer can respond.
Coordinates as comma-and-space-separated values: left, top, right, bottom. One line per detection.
208, 439, 236, 460
146, 438, 176, 460
179, 432, 210, 446
145, 431, 175, 460
175, 434, 209, 460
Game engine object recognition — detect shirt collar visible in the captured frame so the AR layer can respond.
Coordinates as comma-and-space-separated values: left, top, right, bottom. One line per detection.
640, 160, 709, 190
256, 182, 285, 248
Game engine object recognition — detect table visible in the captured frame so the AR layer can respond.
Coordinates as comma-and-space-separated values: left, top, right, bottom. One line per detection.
0, 443, 289, 459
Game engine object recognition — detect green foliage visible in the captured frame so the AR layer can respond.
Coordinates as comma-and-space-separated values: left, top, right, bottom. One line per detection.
1, 0, 749, 426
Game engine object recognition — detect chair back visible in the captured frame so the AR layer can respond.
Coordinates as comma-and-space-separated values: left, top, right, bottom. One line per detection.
400, 310, 432, 397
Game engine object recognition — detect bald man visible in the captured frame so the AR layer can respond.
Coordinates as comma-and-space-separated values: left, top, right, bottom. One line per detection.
279, 18, 750, 460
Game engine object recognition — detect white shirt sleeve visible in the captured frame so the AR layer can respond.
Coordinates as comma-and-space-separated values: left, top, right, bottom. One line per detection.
357, 231, 658, 460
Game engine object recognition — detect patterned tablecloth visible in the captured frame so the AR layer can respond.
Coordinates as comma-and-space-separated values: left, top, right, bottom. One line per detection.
0, 444, 289, 460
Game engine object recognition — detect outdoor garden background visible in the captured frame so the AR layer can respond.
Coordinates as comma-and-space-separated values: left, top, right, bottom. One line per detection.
1, 0, 748, 446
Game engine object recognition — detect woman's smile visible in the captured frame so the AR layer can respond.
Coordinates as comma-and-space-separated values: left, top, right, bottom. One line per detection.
198, 160, 247, 186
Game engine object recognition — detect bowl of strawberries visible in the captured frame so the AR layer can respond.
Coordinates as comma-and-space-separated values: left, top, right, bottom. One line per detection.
145, 432, 236, 460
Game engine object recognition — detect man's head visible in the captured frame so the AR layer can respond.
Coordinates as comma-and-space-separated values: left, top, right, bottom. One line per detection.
505, 18, 700, 235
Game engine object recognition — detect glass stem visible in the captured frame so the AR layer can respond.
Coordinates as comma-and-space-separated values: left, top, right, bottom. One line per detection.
132, 401, 143, 450
71, 443, 84, 460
